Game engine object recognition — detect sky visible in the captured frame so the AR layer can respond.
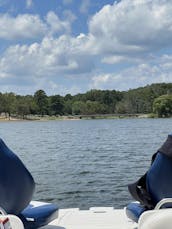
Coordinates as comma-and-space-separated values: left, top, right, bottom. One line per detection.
0, 0, 172, 95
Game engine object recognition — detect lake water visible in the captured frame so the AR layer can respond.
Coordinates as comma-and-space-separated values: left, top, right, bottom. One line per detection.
0, 118, 172, 209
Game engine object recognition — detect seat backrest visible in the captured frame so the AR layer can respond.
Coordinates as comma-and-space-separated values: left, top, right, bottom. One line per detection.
0, 139, 35, 215
146, 152, 172, 205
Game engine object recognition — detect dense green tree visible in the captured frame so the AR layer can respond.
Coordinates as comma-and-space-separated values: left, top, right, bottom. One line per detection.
34, 90, 48, 116
49, 95, 64, 115
16, 96, 30, 119
74, 89, 123, 113
24, 95, 38, 114
64, 94, 73, 101
153, 95, 172, 117
115, 101, 128, 114
2, 93, 16, 119
63, 100, 73, 115
0, 83, 171, 118
0, 93, 4, 113
72, 101, 87, 115
15, 95, 37, 118
72, 100, 107, 115
85, 100, 107, 115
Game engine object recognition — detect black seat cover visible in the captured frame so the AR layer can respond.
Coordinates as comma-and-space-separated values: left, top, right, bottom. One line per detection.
0, 139, 35, 214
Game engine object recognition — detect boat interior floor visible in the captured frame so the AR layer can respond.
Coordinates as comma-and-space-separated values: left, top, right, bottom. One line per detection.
41, 207, 136, 229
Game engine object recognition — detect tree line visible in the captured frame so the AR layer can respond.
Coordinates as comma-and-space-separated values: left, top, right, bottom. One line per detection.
0, 83, 172, 119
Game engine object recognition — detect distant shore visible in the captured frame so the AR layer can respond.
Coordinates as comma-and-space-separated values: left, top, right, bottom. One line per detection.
0, 116, 23, 121
0, 113, 162, 121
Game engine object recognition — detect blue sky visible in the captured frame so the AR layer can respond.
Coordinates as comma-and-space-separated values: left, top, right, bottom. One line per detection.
0, 0, 172, 95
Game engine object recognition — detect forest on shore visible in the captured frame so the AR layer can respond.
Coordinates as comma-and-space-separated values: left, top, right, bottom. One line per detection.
0, 83, 172, 119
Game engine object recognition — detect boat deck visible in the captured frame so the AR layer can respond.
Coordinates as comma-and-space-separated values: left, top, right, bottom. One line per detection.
42, 207, 137, 229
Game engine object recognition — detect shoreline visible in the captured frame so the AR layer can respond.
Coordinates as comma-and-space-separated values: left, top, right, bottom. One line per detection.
0, 113, 168, 121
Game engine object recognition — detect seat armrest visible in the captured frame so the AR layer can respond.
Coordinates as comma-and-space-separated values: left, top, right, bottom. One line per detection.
138, 209, 172, 229
155, 198, 172, 210
9, 215, 24, 229
0, 206, 24, 229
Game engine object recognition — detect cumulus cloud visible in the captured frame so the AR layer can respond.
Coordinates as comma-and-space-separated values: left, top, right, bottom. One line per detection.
2, 0, 172, 56
0, 12, 72, 40
0, 0, 172, 94
46, 11, 71, 34
88, 0, 172, 57
0, 14, 47, 40
91, 57, 172, 91
0, 34, 94, 82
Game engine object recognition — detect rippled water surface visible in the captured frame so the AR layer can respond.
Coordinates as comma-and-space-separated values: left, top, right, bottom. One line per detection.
0, 118, 172, 209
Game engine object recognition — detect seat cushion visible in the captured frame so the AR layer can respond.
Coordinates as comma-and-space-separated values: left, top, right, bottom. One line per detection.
126, 202, 146, 222
146, 152, 172, 205
19, 201, 58, 229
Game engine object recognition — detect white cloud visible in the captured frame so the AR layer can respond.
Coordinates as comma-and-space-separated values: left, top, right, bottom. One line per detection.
1, 31, 172, 94
0, 12, 72, 40
46, 84, 82, 96
101, 55, 126, 64
0, 14, 47, 40
0, 0, 172, 94
88, 0, 172, 57
0, 34, 94, 82
91, 58, 172, 91
2, 0, 172, 56
46, 11, 71, 34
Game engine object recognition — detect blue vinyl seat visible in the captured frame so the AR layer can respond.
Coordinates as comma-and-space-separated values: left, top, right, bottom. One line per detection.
19, 202, 58, 229
126, 152, 172, 222
0, 138, 58, 228
126, 202, 146, 222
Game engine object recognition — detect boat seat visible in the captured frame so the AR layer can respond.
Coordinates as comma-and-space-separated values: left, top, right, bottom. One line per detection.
126, 202, 146, 222
19, 201, 58, 229
0, 138, 58, 228
126, 152, 172, 222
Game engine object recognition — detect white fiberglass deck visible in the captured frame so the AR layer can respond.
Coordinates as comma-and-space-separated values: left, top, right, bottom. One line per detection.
42, 207, 136, 229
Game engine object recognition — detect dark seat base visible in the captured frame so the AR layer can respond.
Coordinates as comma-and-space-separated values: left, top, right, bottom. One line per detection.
19, 201, 58, 229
